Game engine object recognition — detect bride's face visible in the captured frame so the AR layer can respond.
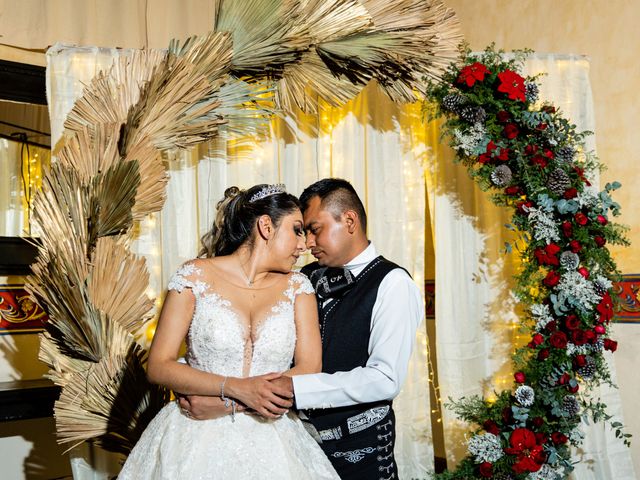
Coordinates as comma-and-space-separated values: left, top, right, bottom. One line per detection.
268, 209, 306, 272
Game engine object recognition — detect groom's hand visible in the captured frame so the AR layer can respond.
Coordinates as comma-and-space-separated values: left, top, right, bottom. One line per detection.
268, 376, 294, 403
177, 394, 245, 420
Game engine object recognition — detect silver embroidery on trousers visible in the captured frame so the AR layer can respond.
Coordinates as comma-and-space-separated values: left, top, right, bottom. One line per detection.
331, 447, 376, 463
347, 405, 390, 434
377, 441, 393, 453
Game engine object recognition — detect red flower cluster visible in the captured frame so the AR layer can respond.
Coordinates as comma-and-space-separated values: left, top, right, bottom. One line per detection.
497, 69, 526, 102
534, 243, 560, 266
597, 292, 614, 323
478, 140, 510, 164
457, 62, 490, 87
504, 428, 545, 474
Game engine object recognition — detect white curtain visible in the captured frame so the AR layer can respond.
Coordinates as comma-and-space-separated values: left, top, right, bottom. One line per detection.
47, 44, 433, 479
432, 54, 636, 479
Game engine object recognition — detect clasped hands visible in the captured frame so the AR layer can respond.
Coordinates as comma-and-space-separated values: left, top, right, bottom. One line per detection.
178, 373, 293, 420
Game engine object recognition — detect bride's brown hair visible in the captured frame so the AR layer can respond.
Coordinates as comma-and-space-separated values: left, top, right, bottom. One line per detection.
199, 185, 301, 258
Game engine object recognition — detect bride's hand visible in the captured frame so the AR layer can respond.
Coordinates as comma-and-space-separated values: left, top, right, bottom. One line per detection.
227, 372, 294, 419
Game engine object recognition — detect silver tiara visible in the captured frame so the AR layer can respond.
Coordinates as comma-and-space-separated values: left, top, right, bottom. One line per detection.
249, 184, 287, 203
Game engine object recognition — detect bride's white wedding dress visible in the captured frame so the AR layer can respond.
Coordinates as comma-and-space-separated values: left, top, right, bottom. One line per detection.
118, 262, 338, 479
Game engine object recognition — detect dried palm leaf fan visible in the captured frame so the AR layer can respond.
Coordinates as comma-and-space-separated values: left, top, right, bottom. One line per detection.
32, 28, 277, 454
316, 0, 462, 104
275, 0, 372, 112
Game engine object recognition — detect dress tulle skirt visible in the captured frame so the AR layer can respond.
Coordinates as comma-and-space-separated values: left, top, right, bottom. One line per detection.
118, 402, 339, 479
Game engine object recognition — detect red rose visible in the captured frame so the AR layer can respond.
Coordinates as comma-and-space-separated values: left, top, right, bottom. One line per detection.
543, 271, 561, 287
573, 354, 587, 367
514, 371, 526, 383
550, 331, 568, 349
504, 123, 520, 139
531, 155, 548, 168
564, 188, 578, 199
568, 384, 580, 393
597, 293, 614, 323
594, 235, 606, 247
558, 373, 571, 385
524, 145, 538, 155
545, 320, 557, 332
497, 110, 511, 123
578, 267, 589, 279
505, 186, 521, 196
484, 420, 500, 435
502, 406, 514, 424
536, 123, 548, 131
538, 348, 550, 360
569, 240, 582, 253
551, 432, 568, 444
604, 338, 618, 352
543, 149, 554, 159
536, 432, 549, 445
575, 212, 588, 225
532, 416, 544, 428
497, 69, 526, 101
565, 315, 580, 330
584, 330, 597, 343
597, 215, 608, 225
532, 333, 545, 345
561, 221, 573, 238
594, 324, 606, 334
572, 329, 587, 346
457, 62, 491, 87
479, 462, 493, 478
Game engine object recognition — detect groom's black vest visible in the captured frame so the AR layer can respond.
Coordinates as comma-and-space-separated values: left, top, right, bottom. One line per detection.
301, 256, 404, 431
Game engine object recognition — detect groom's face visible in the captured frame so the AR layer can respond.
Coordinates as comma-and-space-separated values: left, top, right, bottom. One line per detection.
303, 196, 351, 267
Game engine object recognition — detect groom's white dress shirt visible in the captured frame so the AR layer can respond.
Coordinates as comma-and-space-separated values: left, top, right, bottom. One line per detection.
292, 243, 423, 410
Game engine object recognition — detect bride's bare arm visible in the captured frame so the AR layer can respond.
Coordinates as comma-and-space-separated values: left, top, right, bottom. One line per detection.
285, 291, 322, 376
147, 287, 293, 418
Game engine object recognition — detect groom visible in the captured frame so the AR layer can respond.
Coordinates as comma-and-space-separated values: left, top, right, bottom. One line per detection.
275, 178, 423, 478
180, 178, 423, 478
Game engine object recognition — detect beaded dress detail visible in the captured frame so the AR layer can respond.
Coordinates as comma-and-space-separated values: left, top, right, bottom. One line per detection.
118, 262, 338, 479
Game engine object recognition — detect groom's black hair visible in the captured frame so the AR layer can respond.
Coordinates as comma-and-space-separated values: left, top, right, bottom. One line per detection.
300, 178, 367, 232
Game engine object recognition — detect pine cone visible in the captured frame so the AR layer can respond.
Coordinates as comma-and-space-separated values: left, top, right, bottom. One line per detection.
442, 93, 466, 113
547, 168, 571, 196
525, 82, 539, 103
459, 105, 486, 124
556, 146, 576, 163
559, 251, 580, 270
562, 395, 580, 416
593, 280, 608, 296
491, 165, 513, 187
578, 357, 597, 379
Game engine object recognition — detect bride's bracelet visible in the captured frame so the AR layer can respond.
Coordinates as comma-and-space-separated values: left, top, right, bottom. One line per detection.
220, 376, 236, 421
220, 376, 230, 408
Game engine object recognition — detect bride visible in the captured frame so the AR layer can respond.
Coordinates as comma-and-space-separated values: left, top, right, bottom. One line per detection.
118, 184, 339, 479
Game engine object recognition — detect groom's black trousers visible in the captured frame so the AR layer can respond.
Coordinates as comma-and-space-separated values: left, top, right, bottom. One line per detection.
317, 409, 398, 480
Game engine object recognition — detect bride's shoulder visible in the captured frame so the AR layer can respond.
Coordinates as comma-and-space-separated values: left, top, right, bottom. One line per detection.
168, 258, 215, 293
288, 271, 315, 296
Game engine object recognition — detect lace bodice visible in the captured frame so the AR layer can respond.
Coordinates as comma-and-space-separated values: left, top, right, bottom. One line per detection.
167, 262, 314, 377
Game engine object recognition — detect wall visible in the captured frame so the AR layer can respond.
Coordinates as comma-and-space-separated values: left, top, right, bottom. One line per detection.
447, 0, 640, 472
